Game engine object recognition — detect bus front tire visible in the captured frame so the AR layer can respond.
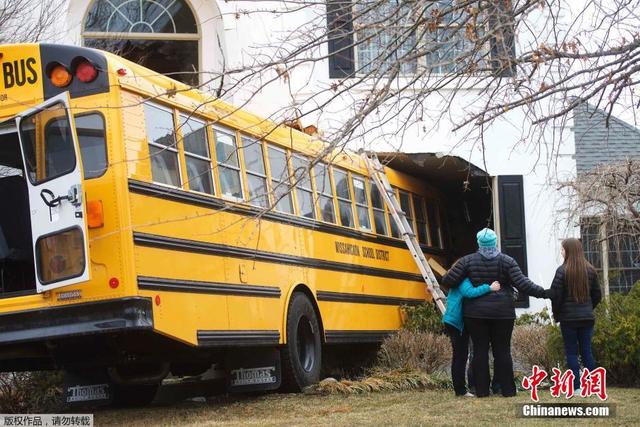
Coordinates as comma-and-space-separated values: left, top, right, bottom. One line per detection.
280, 292, 322, 392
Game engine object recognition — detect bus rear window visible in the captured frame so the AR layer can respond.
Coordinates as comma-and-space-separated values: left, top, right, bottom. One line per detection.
75, 114, 107, 179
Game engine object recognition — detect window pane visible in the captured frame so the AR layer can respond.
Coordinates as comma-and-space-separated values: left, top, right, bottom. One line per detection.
355, 1, 418, 74
219, 165, 242, 198
272, 180, 294, 214
413, 196, 426, 221
313, 163, 333, 195
352, 176, 367, 204
292, 156, 312, 190
339, 200, 354, 228
370, 183, 384, 209
149, 145, 180, 187
247, 174, 268, 207
144, 103, 175, 147
390, 218, 400, 238
413, 196, 427, 243
297, 189, 315, 219
416, 221, 428, 244
36, 228, 85, 284
243, 138, 265, 175
399, 191, 412, 218
75, 114, 107, 179
426, 202, 442, 247
373, 210, 388, 236
84, 38, 199, 86
319, 195, 336, 223
85, 0, 197, 33
185, 156, 213, 195
215, 130, 239, 167
19, 103, 76, 185
180, 115, 208, 157
357, 206, 371, 231
267, 147, 289, 182
334, 169, 350, 200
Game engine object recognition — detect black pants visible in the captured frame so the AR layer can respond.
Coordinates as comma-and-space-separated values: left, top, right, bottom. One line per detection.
444, 323, 472, 396
464, 317, 516, 397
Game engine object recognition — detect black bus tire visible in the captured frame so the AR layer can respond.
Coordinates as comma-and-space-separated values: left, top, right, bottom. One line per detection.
280, 292, 322, 391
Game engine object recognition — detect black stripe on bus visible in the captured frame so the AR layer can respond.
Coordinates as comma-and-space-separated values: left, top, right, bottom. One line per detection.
128, 179, 444, 256
197, 330, 280, 347
316, 291, 424, 306
138, 276, 281, 298
324, 330, 396, 344
133, 232, 424, 283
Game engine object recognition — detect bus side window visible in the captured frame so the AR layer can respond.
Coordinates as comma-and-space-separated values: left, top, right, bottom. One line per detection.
426, 200, 443, 248
313, 162, 336, 224
369, 181, 388, 236
292, 155, 315, 219
266, 145, 294, 214
242, 137, 268, 208
214, 127, 243, 200
413, 195, 428, 244
75, 113, 107, 179
333, 168, 354, 228
179, 114, 214, 195
398, 190, 415, 234
389, 187, 401, 238
352, 174, 371, 231
143, 102, 181, 187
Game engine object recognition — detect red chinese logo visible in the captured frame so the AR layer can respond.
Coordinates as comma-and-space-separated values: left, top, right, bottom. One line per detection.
523, 366, 608, 401
522, 365, 548, 402
580, 367, 608, 400
550, 367, 575, 398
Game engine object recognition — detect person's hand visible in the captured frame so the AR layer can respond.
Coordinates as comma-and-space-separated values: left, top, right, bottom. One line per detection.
490, 281, 501, 292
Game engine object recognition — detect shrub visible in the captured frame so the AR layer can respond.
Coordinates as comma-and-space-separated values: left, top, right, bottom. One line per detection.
511, 324, 564, 373
401, 303, 443, 335
377, 329, 451, 374
0, 371, 63, 412
592, 283, 640, 386
515, 307, 553, 326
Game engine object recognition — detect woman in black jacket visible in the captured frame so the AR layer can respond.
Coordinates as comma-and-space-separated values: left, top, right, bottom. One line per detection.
546, 238, 602, 391
442, 228, 548, 397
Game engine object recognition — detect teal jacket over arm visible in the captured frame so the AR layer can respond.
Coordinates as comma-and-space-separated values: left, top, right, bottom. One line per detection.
442, 278, 491, 333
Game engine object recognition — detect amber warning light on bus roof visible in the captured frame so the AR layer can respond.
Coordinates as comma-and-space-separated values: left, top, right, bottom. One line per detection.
49, 64, 72, 88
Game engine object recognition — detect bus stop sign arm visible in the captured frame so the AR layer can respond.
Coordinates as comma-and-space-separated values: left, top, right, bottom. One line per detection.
360, 151, 448, 315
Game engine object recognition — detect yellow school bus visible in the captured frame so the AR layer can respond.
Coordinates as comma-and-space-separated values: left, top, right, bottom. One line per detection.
0, 43, 448, 405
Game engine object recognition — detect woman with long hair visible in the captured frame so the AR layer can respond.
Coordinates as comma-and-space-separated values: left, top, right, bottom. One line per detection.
546, 238, 602, 391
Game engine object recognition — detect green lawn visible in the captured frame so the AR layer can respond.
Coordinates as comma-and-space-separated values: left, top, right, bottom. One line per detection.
95, 387, 639, 426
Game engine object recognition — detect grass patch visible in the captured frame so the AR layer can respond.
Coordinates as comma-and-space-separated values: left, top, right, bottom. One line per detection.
94, 387, 640, 426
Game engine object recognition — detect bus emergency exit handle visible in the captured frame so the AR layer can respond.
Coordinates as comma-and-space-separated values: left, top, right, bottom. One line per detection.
40, 188, 72, 208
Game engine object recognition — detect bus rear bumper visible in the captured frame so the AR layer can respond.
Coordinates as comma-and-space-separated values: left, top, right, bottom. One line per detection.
0, 297, 153, 346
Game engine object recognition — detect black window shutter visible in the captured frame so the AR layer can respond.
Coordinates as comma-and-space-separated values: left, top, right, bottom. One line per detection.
498, 175, 529, 308
327, 1, 355, 78
489, 0, 516, 77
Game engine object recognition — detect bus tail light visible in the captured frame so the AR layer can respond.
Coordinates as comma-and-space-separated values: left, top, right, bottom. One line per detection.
49, 64, 72, 88
87, 200, 104, 228
75, 59, 98, 83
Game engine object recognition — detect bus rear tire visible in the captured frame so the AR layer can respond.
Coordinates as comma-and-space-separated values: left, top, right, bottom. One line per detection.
280, 292, 322, 392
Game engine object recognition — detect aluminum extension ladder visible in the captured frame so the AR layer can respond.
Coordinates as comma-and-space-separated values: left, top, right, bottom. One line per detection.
361, 151, 447, 314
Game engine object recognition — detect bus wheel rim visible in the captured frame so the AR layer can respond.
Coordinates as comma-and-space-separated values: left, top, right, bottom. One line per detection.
296, 315, 315, 372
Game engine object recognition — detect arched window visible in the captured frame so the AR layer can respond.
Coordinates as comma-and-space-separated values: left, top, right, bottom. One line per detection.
83, 0, 199, 86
